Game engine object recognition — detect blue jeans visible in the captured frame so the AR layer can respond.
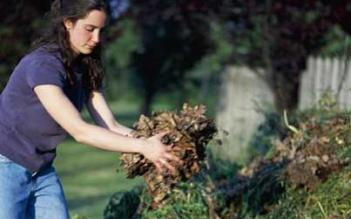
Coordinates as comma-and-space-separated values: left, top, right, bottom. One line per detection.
0, 153, 70, 219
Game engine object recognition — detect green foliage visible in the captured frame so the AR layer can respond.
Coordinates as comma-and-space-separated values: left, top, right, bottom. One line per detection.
103, 97, 351, 219
252, 94, 351, 218
183, 22, 232, 114
103, 180, 216, 219
128, 0, 215, 114
0, 25, 28, 90
226, 14, 266, 67
256, 189, 308, 219
103, 187, 142, 219
141, 182, 210, 219
239, 162, 287, 218
190, 22, 233, 74
104, 19, 141, 69
317, 90, 340, 110
0, 1, 50, 91
318, 26, 351, 57
72, 214, 91, 219
258, 168, 351, 219
303, 171, 351, 218
55, 100, 142, 218
249, 90, 344, 161
103, 18, 141, 100
206, 150, 242, 181
247, 111, 286, 161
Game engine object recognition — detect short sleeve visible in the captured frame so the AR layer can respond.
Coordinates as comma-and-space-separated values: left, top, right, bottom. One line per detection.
26, 56, 66, 89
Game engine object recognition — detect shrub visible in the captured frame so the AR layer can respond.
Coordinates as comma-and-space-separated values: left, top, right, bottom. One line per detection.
103, 187, 142, 219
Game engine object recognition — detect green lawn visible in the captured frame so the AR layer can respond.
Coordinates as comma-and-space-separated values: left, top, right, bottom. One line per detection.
55, 140, 143, 219
55, 100, 143, 219
54, 96, 218, 218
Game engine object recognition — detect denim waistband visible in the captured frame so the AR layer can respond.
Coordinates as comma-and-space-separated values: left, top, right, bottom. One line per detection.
0, 153, 40, 177
0, 153, 12, 163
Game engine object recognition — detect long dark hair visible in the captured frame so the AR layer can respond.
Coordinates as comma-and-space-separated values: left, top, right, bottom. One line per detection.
32, 0, 107, 94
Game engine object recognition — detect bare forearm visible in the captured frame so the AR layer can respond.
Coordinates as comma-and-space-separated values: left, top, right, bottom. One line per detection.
33, 86, 177, 172
110, 122, 133, 136
74, 123, 144, 153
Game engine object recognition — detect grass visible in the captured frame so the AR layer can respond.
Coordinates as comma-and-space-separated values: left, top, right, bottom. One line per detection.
54, 93, 219, 218
254, 166, 351, 219
55, 99, 143, 219
55, 140, 143, 219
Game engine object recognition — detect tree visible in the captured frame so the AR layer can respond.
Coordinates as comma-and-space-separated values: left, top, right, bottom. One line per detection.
213, 0, 351, 111
128, 0, 214, 115
0, 0, 51, 90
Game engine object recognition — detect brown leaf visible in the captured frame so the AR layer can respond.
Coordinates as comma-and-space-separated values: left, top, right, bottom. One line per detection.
120, 103, 217, 207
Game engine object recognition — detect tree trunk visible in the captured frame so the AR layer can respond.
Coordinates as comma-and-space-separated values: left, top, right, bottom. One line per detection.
140, 90, 155, 116
270, 70, 302, 112
268, 38, 307, 112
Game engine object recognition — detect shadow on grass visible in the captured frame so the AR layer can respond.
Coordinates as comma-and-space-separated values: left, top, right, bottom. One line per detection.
240, 160, 287, 217
216, 159, 288, 218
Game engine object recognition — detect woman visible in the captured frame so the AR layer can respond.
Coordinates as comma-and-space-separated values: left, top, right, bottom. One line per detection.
0, 0, 178, 218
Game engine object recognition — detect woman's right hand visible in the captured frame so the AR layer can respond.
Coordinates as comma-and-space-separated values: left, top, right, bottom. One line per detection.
140, 132, 181, 174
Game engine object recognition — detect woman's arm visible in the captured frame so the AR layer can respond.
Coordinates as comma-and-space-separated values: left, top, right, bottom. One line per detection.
34, 85, 177, 171
86, 91, 133, 136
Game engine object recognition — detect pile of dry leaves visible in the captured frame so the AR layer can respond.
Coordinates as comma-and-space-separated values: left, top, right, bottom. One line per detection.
274, 113, 350, 190
234, 112, 350, 191
214, 111, 351, 218
120, 103, 217, 206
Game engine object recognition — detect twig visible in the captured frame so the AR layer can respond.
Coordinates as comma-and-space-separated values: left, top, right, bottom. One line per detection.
283, 110, 299, 134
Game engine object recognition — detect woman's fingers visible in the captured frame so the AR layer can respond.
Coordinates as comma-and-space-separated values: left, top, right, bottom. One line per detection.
148, 131, 183, 174
164, 153, 182, 164
168, 146, 181, 151
158, 158, 176, 174
154, 131, 172, 143
154, 153, 182, 175
154, 161, 162, 174
165, 144, 174, 152
155, 131, 170, 138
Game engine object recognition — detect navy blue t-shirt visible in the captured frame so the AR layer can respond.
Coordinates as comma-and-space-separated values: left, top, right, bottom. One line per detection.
0, 46, 85, 172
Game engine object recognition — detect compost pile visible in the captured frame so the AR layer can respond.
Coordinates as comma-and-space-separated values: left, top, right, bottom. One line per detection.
234, 112, 351, 191
237, 113, 351, 191
120, 103, 217, 206
274, 114, 350, 190
214, 111, 351, 218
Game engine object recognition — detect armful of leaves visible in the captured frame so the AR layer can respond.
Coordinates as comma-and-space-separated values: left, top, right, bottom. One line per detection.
120, 103, 217, 206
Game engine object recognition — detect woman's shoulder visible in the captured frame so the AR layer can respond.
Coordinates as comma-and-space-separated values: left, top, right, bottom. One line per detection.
22, 44, 63, 67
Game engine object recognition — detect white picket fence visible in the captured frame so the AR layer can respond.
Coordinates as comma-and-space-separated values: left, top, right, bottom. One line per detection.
215, 57, 351, 161
299, 57, 351, 109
